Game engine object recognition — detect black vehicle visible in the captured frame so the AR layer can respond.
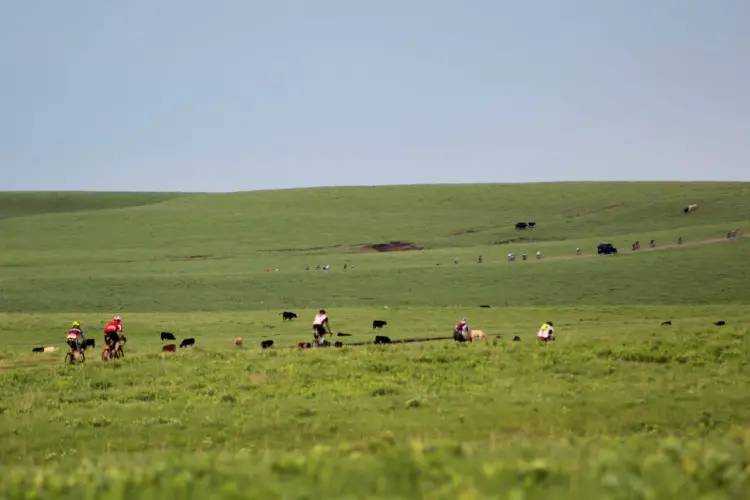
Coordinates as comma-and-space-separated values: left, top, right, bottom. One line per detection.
597, 242, 618, 255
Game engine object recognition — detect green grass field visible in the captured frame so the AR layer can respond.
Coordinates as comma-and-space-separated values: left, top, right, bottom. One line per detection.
1, 182, 750, 499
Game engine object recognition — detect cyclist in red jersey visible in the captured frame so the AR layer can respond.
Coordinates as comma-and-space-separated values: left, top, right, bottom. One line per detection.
103, 316, 124, 355
453, 318, 471, 342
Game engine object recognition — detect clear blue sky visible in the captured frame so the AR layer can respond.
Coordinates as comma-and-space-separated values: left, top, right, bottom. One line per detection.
2, 0, 748, 192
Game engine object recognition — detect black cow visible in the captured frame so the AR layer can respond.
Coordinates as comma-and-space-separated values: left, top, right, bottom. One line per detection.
260, 340, 274, 349
512, 336, 521, 342
281, 311, 298, 321
85, 338, 96, 348
336, 332, 352, 337
372, 320, 387, 329
515, 222, 527, 230
374, 335, 392, 344
179, 338, 195, 348
31, 347, 44, 353
334, 341, 344, 348
714, 321, 726, 326
161, 332, 176, 341
479, 304, 491, 308
528, 222, 536, 228
661, 321, 672, 326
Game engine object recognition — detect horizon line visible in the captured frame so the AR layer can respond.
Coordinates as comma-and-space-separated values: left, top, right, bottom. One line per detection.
1, 179, 748, 195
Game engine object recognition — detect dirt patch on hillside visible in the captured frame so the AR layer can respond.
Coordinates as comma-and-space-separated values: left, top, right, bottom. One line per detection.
167, 254, 235, 262
360, 241, 423, 253
169, 254, 212, 261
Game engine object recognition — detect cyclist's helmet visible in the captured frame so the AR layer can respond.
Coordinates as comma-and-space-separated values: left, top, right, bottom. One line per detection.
72, 321, 80, 328
113, 316, 121, 322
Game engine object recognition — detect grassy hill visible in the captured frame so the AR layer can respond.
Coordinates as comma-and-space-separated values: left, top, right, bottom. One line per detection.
1, 182, 749, 312
2, 182, 748, 252
1, 182, 750, 499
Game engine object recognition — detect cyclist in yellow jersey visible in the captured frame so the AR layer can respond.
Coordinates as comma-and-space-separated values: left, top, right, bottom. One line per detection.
66, 321, 86, 357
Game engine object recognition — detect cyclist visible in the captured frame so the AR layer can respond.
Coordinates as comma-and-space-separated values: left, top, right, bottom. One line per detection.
537, 321, 555, 342
66, 321, 86, 358
103, 316, 124, 356
453, 318, 471, 342
312, 309, 331, 346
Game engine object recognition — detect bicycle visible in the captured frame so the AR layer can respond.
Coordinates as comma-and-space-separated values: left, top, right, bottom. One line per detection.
102, 337, 125, 361
64, 348, 86, 366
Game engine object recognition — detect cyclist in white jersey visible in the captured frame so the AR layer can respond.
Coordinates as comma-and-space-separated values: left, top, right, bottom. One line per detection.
312, 309, 331, 345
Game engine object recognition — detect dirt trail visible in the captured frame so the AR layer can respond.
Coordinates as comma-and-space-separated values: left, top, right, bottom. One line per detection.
531, 233, 748, 263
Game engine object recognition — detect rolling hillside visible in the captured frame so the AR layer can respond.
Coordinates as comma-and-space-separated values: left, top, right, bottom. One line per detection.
1, 182, 749, 312
2, 182, 748, 254
2, 182, 750, 499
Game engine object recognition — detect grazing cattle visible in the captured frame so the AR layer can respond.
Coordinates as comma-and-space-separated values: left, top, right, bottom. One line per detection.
714, 321, 726, 326
334, 341, 344, 348
179, 338, 195, 348
515, 222, 528, 230
297, 342, 312, 349
234, 337, 243, 347
372, 320, 387, 329
43, 346, 57, 353
512, 336, 521, 342
470, 330, 487, 340
683, 204, 699, 214
479, 304, 491, 308
31, 347, 44, 353
161, 332, 176, 341
281, 311, 298, 321
85, 338, 96, 348
336, 332, 352, 337
162, 344, 177, 352
661, 321, 672, 326
374, 335, 392, 344
260, 340, 274, 349
528, 222, 536, 228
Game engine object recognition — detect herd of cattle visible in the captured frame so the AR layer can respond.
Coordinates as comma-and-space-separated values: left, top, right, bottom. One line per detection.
30, 201, 738, 358
155, 316, 394, 352
32, 315, 731, 356
159, 331, 196, 352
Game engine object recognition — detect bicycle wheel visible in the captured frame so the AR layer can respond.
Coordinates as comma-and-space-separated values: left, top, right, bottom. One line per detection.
78, 350, 86, 363
64, 352, 74, 366
101, 348, 110, 361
